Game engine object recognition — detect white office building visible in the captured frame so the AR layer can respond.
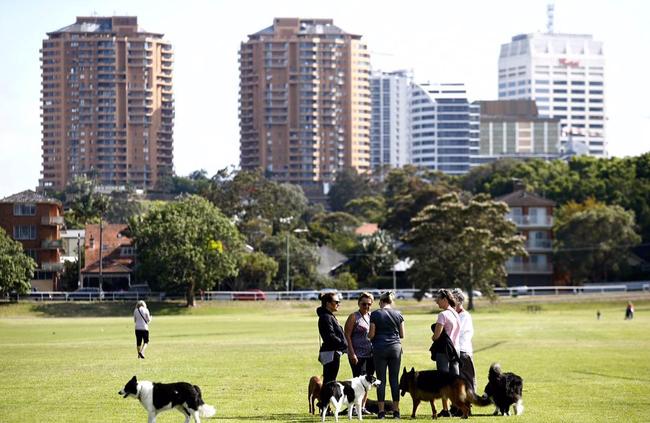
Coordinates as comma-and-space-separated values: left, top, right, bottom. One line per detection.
499, 33, 607, 157
498, 32, 606, 156
370, 70, 411, 171
410, 82, 479, 175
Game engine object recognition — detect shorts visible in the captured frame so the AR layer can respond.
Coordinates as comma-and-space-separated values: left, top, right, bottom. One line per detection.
135, 329, 149, 346
350, 355, 375, 377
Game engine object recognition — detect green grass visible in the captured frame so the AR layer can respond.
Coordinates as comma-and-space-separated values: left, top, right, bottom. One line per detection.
1, 294, 649, 422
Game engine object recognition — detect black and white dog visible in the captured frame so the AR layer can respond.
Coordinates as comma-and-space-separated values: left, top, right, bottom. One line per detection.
118, 375, 216, 423
482, 363, 524, 416
320, 374, 381, 422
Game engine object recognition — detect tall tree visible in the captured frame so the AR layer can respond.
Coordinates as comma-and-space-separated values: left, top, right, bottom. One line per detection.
226, 251, 278, 291
347, 230, 397, 285
0, 228, 36, 296
129, 196, 244, 306
554, 200, 641, 284
405, 193, 526, 309
345, 195, 387, 224
327, 168, 376, 211
259, 233, 320, 290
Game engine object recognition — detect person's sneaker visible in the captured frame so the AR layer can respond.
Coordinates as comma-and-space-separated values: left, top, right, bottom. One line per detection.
138, 352, 145, 359
393, 410, 401, 419
377, 411, 386, 419
450, 406, 463, 417
437, 410, 451, 417
361, 408, 372, 415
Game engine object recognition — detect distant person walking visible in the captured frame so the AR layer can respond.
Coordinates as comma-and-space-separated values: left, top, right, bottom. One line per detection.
134, 300, 152, 359
625, 301, 634, 320
369, 291, 405, 419
452, 289, 476, 391
317, 292, 347, 384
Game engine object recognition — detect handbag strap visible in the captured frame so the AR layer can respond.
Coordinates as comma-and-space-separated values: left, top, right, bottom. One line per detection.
383, 308, 400, 332
137, 308, 149, 323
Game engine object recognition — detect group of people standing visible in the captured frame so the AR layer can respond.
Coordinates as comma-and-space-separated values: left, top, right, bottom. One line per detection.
316, 288, 474, 419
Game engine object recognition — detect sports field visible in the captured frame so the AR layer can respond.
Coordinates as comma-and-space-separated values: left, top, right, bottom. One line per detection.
1, 294, 649, 422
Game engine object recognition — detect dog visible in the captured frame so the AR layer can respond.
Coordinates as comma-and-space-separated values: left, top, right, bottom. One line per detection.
309, 375, 323, 414
363, 399, 396, 415
399, 367, 491, 419
482, 363, 524, 416
319, 374, 381, 422
118, 375, 216, 423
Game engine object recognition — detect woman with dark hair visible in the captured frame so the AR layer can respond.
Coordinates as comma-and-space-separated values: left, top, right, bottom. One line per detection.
369, 291, 404, 419
430, 288, 461, 417
317, 292, 347, 384
344, 292, 375, 414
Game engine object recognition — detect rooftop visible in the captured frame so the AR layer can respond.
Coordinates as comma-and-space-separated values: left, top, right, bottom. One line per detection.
0, 190, 62, 205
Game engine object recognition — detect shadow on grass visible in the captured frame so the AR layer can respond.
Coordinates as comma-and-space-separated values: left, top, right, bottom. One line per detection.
573, 370, 650, 383
474, 341, 507, 353
217, 414, 315, 422
30, 301, 190, 318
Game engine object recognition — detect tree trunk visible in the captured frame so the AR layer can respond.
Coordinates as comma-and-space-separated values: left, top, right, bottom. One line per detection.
467, 286, 474, 311
186, 280, 196, 307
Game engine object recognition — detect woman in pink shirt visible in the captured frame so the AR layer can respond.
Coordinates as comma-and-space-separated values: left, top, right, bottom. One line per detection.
430, 289, 461, 417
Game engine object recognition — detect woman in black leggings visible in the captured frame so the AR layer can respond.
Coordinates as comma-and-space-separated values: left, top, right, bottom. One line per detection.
369, 292, 405, 419
317, 292, 347, 384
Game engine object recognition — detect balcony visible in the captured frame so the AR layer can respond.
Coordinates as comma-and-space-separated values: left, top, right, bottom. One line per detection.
41, 262, 64, 272
506, 263, 553, 274
41, 216, 64, 226
41, 239, 63, 249
525, 239, 552, 251
507, 215, 553, 228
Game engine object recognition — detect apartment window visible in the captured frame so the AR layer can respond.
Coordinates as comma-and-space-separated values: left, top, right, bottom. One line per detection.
121, 246, 136, 256
14, 203, 36, 216
14, 225, 36, 240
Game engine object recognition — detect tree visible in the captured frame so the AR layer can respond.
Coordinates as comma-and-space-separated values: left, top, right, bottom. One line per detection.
327, 168, 377, 211
405, 193, 527, 309
226, 252, 278, 291
345, 195, 387, 224
554, 201, 641, 284
0, 228, 36, 296
129, 195, 244, 306
382, 166, 454, 236
308, 211, 361, 253
259, 233, 320, 290
347, 230, 397, 285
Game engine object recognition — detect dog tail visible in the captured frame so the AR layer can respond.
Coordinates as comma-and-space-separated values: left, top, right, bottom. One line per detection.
514, 399, 524, 415
468, 389, 493, 407
199, 404, 217, 418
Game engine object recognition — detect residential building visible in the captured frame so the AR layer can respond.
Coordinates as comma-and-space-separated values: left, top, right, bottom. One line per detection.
498, 189, 556, 286
474, 100, 561, 164
60, 229, 85, 262
39, 16, 174, 192
0, 190, 64, 291
239, 18, 371, 199
410, 82, 479, 175
370, 70, 411, 171
498, 32, 606, 156
81, 223, 134, 290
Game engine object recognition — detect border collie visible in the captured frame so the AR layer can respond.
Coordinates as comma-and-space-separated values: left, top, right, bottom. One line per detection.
320, 374, 381, 422
118, 375, 216, 423
482, 363, 524, 416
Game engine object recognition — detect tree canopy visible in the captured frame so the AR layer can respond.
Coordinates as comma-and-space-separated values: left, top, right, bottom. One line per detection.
0, 228, 36, 296
405, 193, 527, 309
129, 195, 244, 306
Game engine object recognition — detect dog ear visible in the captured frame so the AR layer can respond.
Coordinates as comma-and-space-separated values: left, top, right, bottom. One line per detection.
410, 367, 414, 372
131, 375, 137, 382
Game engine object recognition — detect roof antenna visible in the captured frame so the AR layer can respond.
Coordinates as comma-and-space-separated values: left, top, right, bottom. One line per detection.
546, 2, 555, 33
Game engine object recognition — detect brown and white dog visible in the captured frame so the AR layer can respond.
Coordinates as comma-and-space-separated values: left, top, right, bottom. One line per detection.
308, 375, 323, 414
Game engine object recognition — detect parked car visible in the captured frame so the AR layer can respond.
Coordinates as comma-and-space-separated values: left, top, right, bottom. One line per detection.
68, 287, 104, 301
232, 289, 267, 301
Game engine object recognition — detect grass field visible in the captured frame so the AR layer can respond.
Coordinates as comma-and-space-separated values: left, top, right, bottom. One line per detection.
1, 294, 649, 422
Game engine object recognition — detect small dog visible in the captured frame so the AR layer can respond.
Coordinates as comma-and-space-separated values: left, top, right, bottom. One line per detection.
363, 399, 396, 415
308, 375, 323, 414
399, 367, 491, 419
320, 374, 381, 422
482, 363, 524, 416
118, 375, 216, 423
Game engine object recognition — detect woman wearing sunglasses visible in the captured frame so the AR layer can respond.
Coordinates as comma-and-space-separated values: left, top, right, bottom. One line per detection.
344, 292, 375, 413
317, 292, 348, 384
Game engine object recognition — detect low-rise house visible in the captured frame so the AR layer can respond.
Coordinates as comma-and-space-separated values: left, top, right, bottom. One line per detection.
81, 223, 134, 291
0, 190, 64, 291
497, 189, 555, 286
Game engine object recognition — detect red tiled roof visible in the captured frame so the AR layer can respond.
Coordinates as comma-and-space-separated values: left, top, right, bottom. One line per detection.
495, 190, 556, 207
355, 223, 379, 236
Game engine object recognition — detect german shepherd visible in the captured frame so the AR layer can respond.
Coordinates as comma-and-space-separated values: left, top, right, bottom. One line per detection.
399, 367, 490, 419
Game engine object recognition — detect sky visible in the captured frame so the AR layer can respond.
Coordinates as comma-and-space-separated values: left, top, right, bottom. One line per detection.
1, 0, 649, 198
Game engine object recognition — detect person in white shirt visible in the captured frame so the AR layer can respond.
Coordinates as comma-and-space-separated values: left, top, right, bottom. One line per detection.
452, 289, 475, 390
134, 300, 152, 359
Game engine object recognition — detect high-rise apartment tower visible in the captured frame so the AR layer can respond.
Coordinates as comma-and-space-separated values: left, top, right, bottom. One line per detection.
370, 70, 411, 171
498, 32, 605, 156
40, 16, 174, 191
239, 18, 371, 197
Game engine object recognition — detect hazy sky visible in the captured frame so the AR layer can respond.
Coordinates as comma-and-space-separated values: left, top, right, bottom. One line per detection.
1, 0, 649, 198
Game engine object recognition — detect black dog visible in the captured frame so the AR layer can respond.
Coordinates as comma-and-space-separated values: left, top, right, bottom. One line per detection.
482, 363, 524, 416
